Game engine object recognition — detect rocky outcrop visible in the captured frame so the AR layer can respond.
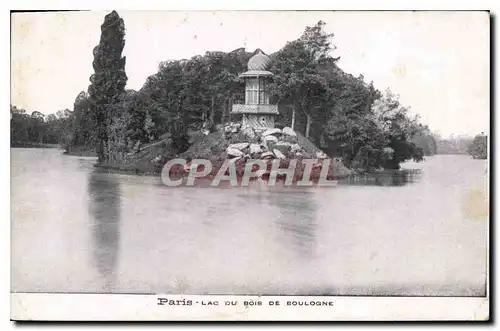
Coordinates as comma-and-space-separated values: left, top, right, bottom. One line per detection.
282, 126, 297, 137
224, 122, 241, 134
218, 123, 311, 161
226, 147, 244, 157
210, 123, 351, 179
228, 142, 249, 150
316, 151, 328, 159
116, 121, 352, 178
263, 128, 282, 137
273, 148, 286, 160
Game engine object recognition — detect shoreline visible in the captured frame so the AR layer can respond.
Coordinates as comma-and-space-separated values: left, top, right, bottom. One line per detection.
94, 162, 160, 176
11, 143, 61, 149
63, 147, 97, 157
92, 159, 420, 185
92, 162, 422, 188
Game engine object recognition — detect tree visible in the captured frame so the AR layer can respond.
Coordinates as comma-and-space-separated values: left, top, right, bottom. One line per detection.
269, 21, 339, 137
10, 105, 74, 146
87, 10, 127, 162
53, 18, 435, 172
322, 87, 424, 170
468, 133, 488, 159
10, 105, 30, 144
70, 91, 94, 149
321, 73, 380, 166
134, 49, 250, 155
370, 89, 424, 168
124, 89, 149, 146
411, 125, 437, 156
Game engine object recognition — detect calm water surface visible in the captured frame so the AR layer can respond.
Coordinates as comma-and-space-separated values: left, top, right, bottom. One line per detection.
11, 148, 488, 295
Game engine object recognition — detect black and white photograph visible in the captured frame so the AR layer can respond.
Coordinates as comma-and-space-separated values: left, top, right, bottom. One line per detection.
9, 9, 490, 321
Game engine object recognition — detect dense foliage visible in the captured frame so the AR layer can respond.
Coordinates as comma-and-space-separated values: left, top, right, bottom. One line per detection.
266, 22, 427, 170
12, 14, 437, 172
411, 126, 437, 156
87, 10, 128, 162
10, 105, 73, 147
467, 133, 488, 159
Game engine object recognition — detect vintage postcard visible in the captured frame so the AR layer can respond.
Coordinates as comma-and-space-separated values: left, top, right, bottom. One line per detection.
10, 10, 490, 321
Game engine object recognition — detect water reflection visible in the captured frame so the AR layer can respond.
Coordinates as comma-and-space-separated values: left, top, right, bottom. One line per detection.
10, 149, 488, 296
266, 189, 318, 260
87, 170, 122, 292
339, 169, 422, 187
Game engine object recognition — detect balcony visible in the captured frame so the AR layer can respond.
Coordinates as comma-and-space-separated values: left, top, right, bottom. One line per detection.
231, 104, 279, 115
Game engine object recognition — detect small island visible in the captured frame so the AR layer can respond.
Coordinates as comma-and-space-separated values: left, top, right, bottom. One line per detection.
10, 11, 488, 183
9, 10, 490, 311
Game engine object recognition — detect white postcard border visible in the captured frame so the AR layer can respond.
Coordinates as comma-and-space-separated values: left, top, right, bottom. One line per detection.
11, 293, 489, 321
6, 0, 495, 325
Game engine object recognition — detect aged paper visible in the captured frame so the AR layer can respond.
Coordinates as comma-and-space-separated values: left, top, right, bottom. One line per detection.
10, 9, 490, 321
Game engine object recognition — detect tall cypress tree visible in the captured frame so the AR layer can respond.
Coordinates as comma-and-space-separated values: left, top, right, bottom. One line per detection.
88, 10, 127, 162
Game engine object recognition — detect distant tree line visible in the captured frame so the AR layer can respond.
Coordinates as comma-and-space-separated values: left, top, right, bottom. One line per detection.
422, 133, 487, 159
12, 11, 445, 171
10, 105, 73, 147
467, 133, 488, 159
435, 135, 473, 155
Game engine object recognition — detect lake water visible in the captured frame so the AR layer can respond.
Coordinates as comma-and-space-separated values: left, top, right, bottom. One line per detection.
11, 148, 488, 296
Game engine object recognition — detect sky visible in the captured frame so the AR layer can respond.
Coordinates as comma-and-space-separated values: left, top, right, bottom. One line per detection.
11, 10, 490, 137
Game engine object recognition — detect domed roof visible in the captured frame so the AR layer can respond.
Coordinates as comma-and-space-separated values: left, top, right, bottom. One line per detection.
247, 51, 271, 71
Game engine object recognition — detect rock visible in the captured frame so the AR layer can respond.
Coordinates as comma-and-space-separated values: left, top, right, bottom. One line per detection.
316, 151, 328, 159
229, 142, 249, 150
261, 151, 275, 160
260, 140, 267, 149
231, 127, 238, 133
263, 128, 282, 137
226, 147, 244, 157
249, 143, 263, 155
254, 128, 266, 135
152, 155, 163, 164
284, 135, 298, 144
275, 141, 291, 147
290, 143, 302, 153
228, 156, 243, 164
274, 142, 292, 157
264, 135, 278, 143
260, 139, 268, 151
274, 144, 290, 156
202, 129, 210, 135
273, 148, 287, 160
241, 125, 256, 139
267, 141, 277, 152
224, 126, 232, 133
282, 126, 297, 137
